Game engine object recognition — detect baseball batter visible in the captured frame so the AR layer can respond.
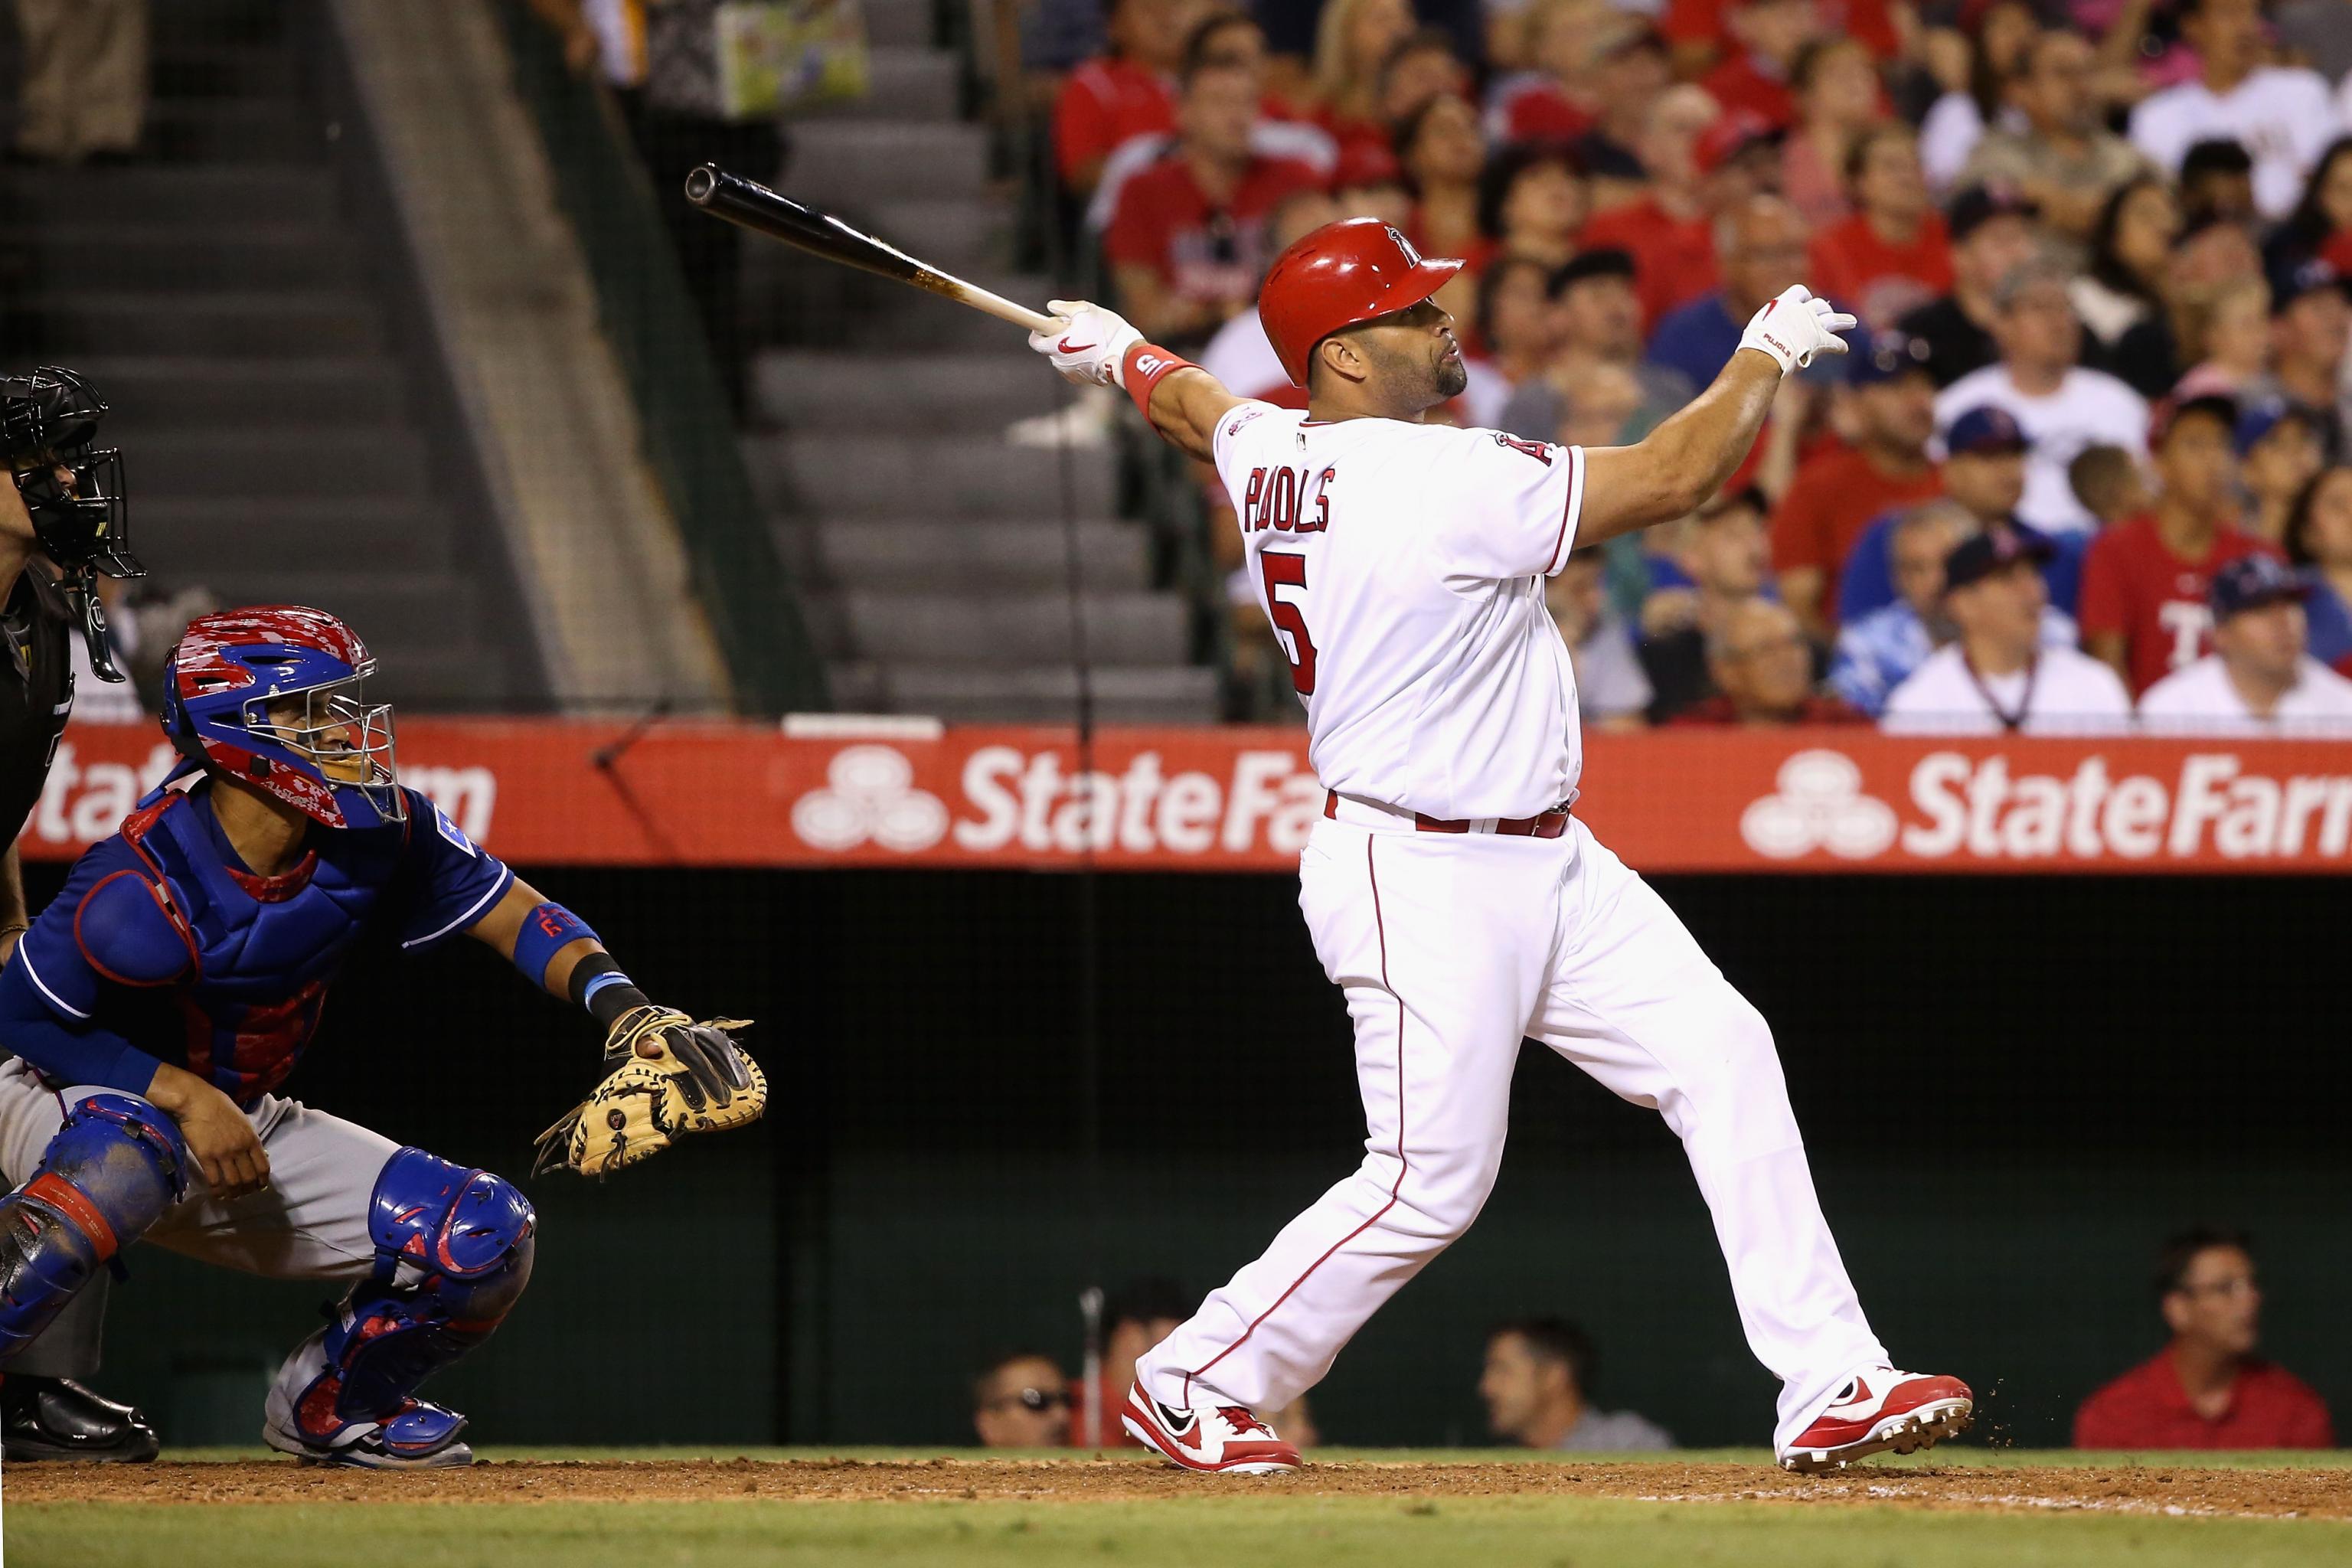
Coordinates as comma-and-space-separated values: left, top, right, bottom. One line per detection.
1027, 220, 1971, 1475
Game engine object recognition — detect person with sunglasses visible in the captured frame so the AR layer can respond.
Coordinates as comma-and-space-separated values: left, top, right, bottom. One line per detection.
974, 1353, 1075, 1448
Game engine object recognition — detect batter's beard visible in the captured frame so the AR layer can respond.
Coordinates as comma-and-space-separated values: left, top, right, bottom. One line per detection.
1433, 353, 1468, 400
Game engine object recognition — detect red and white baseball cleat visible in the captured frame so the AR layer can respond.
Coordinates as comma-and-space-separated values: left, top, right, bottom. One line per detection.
1122, 1383, 1302, 1475
1777, 1368, 1974, 1474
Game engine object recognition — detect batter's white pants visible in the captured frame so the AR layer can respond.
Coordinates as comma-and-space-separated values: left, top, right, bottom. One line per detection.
1135, 814, 1887, 1449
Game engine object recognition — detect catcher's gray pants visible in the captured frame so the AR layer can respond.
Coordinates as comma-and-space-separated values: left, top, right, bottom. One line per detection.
11, 0, 149, 162
0, 1059, 398, 1375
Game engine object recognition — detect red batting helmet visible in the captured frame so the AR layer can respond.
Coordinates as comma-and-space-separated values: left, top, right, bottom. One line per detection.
1259, 218, 1464, 387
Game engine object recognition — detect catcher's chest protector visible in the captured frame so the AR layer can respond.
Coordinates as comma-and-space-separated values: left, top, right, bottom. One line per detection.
111, 793, 411, 1097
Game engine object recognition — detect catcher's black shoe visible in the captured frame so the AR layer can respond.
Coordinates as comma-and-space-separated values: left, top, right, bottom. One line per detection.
0, 1375, 162, 1462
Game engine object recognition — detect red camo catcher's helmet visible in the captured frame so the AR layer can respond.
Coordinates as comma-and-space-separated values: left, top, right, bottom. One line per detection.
1259, 218, 1465, 387
160, 605, 404, 830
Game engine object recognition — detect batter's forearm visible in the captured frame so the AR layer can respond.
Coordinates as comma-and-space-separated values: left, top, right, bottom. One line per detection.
1144, 365, 1240, 464
1577, 351, 1782, 544
1650, 350, 1782, 503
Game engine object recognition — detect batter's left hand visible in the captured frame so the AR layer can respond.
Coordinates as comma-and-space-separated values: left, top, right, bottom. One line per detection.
1029, 300, 1142, 388
1738, 286, 1857, 374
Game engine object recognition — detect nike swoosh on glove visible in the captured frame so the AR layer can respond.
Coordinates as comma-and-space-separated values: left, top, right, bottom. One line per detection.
1028, 299, 1143, 387
1737, 285, 1858, 374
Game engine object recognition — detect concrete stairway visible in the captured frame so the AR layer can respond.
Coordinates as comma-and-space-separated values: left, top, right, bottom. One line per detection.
0, 0, 535, 710
740, 0, 1218, 724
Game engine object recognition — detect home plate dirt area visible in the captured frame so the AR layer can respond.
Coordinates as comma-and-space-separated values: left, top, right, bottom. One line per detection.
18, 1455, 2352, 1519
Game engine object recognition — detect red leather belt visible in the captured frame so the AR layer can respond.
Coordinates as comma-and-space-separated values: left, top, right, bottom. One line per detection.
1323, 790, 1573, 838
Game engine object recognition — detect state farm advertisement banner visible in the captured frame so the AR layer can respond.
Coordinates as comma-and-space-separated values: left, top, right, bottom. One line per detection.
22, 720, 2352, 873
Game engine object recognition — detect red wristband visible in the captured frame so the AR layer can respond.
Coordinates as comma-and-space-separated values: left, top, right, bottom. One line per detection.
1122, 341, 1197, 427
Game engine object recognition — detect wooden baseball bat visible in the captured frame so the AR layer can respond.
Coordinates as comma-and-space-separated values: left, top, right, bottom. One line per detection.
684, 165, 1060, 335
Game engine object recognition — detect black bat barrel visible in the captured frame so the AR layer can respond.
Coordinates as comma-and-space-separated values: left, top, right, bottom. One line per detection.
683, 165, 921, 286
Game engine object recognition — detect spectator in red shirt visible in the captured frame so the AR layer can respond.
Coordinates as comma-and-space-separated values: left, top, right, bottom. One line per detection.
1398, 92, 1492, 273
1055, 0, 1200, 193
1672, 598, 1864, 725
1579, 84, 1723, 331
2075, 1228, 2334, 1452
1308, 0, 1416, 165
1772, 330, 1943, 633
1779, 36, 1885, 229
2079, 394, 2285, 694
1105, 60, 1325, 347
1808, 126, 1956, 332
1064, 1277, 1188, 1449
1700, 0, 1819, 135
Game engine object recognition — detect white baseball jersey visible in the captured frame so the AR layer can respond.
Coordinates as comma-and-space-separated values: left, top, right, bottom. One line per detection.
1212, 402, 1588, 820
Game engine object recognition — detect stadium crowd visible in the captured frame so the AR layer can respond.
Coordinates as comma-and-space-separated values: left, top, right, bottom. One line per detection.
1025, 0, 2352, 730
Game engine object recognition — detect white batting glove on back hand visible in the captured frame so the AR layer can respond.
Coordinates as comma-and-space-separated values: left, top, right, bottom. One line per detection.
1738, 285, 1857, 374
1029, 299, 1142, 387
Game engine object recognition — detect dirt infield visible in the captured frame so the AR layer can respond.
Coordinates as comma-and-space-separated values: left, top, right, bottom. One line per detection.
15, 1457, 2350, 1520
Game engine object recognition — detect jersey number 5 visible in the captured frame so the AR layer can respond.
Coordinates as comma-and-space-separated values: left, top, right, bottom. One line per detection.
1260, 550, 1317, 696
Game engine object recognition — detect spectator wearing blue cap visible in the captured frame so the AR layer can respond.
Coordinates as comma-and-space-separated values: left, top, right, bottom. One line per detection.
2256, 253, 2350, 456
1829, 501, 2079, 717
2282, 466, 2352, 675
1769, 329, 1943, 635
1881, 521, 2134, 734
2139, 557, 2352, 730
1935, 259, 2149, 536
2238, 401, 2327, 548
1834, 403, 2092, 625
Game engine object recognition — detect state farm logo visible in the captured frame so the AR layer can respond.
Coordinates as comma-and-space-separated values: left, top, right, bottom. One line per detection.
791, 745, 949, 852
1740, 750, 1899, 861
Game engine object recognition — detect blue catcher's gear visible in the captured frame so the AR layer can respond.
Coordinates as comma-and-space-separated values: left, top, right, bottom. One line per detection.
159, 606, 402, 830
262, 1148, 534, 1468
0, 1094, 188, 1364
0, 782, 511, 1102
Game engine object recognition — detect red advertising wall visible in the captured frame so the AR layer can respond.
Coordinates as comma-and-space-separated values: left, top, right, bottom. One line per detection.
27, 719, 2352, 872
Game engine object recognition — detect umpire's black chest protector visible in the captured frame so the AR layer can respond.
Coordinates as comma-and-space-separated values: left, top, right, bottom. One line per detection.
0, 562, 77, 835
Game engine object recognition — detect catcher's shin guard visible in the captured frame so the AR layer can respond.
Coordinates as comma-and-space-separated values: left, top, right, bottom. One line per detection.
0, 1094, 188, 1364
266, 1148, 534, 1462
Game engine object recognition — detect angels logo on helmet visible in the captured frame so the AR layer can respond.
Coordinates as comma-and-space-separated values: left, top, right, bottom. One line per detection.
159, 606, 405, 830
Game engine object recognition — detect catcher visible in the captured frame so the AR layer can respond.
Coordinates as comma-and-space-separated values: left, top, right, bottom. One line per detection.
0, 606, 763, 1467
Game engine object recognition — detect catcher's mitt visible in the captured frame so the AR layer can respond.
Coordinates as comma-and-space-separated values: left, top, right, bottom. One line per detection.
534, 1006, 766, 1176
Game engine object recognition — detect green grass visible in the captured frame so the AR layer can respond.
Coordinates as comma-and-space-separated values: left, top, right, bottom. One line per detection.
24, 1496, 2352, 1568
15, 1449, 2352, 1568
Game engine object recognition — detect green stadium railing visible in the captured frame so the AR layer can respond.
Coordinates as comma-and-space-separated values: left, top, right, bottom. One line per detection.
498, 3, 828, 715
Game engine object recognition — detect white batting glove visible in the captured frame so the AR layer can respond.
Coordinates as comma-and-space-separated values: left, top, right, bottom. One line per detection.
1028, 299, 1142, 388
1738, 285, 1857, 374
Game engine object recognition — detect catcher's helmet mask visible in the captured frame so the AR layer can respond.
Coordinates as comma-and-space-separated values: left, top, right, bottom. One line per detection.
160, 606, 405, 830
4, 366, 142, 682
